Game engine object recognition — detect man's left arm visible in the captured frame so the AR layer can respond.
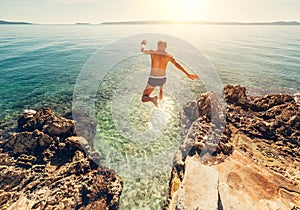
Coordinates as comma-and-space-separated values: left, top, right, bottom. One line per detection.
170, 57, 199, 80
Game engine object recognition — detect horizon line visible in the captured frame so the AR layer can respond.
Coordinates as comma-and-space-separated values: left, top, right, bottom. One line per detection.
1, 19, 300, 25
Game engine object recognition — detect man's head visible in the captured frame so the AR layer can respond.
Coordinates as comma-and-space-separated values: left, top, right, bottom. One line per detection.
157, 40, 167, 51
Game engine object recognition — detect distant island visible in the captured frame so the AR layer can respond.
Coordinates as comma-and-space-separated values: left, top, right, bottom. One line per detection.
75, 22, 92, 25
0, 20, 32, 25
101, 20, 300, 25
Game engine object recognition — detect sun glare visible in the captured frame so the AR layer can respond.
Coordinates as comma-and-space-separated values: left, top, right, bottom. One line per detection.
166, 0, 206, 21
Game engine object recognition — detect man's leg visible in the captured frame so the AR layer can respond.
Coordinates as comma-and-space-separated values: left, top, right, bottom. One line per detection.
159, 85, 164, 100
142, 85, 158, 107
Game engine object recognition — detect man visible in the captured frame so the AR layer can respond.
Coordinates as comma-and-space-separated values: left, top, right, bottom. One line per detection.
141, 40, 199, 107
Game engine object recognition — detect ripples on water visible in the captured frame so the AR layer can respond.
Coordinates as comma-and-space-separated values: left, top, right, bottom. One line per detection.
0, 25, 299, 209
93, 57, 194, 209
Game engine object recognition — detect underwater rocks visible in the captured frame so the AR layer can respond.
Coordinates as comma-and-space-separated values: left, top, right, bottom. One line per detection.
0, 108, 122, 210
165, 85, 299, 210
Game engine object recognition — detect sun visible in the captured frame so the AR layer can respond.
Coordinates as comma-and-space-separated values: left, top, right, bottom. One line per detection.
166, 0, 206, 21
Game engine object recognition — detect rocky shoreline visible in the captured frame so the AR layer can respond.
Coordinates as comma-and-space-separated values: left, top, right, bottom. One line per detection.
0, 108, 122, 209
164, 85, 299, 210
0, 85, 299, 210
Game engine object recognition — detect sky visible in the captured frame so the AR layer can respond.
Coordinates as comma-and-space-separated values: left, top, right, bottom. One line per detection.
0, 0, 300, 24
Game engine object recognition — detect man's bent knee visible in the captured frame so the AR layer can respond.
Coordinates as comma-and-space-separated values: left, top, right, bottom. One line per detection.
142, 95, 148, 102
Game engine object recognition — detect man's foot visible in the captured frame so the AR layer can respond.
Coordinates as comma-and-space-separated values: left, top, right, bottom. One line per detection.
152, 96, 159, 107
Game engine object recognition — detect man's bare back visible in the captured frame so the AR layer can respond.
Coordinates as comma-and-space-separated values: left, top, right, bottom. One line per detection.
141, 40, 199, 107
150, 52, 170, 76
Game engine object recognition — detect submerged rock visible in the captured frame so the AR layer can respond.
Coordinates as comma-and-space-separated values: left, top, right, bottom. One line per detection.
165, 85, 300, 210
0, 108, 122, 210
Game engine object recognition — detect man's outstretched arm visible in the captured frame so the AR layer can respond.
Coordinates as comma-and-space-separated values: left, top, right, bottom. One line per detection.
170, 57, 199, 80
141, 40, 154, 54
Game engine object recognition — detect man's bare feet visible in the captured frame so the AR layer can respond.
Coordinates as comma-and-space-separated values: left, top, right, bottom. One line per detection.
152, 96, 159, 107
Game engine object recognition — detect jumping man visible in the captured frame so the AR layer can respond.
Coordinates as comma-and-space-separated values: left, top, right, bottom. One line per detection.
141, 40, 199, 107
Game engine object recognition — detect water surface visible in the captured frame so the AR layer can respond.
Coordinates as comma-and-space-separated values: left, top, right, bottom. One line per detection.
0, 24, 299, 209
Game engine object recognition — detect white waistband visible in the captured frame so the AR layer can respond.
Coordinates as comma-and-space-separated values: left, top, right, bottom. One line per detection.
149, 75, 167, 79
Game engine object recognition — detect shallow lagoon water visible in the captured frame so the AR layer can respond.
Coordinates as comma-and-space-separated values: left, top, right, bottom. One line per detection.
93, 57, 192, 209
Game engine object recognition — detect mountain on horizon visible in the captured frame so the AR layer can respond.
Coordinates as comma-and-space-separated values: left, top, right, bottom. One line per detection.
101, 20, 300, 25
0, 20, 32, 25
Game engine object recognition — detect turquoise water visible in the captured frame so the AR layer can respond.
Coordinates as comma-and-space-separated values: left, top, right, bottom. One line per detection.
0, 25, 300, 209
1, 25, 299, 121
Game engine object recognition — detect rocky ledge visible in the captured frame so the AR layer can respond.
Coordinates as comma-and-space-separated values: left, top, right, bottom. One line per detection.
165, 85, 299, 210
0, 108, 122, 210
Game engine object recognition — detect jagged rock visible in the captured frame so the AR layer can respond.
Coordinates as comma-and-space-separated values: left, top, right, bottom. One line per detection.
3, 129, 53, 156
7, 195, 35, 210
4, 131, 39, 155
42, 116, 75, 137
250, 94, 294, 112
0, 108, 123, 210
17, 108, 75, 137
18, 108, 55, 132
224, 84, 248, 108
165, 85, 300, 210
16, 154, 37, 168
295, 93, 300, 105
66, 136, 91, 154
181, 101, 199, 133
197, 93, 212, 118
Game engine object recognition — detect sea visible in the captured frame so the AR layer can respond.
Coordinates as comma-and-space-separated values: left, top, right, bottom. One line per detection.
0, 24, 299, 209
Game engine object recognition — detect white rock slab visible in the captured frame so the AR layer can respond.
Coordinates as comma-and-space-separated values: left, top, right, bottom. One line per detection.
177, 156, 219, 210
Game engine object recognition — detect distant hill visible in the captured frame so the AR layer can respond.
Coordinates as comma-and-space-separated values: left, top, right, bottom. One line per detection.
0, 20, 32, 25
1, 19, 299, 26
75, 23, 92, 25
101, 20, 300, 25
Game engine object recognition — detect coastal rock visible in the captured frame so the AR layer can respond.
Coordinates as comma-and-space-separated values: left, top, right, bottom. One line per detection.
180, 91, 233, 162
214, 139, 300, 210
17, 108, 55, 132
18, 108, 75, 137
66, 136, 91, 154
165, 85, 300, 210
224, 84, 248, 108
295, 93, 300, 105
3, 129, 52, 155
181, 101, 199, 133
176, 156, 219, 210
0, 108, 122, 210
250, 94, 295, 112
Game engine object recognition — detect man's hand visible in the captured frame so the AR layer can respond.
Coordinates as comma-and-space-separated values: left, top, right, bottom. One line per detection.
187, 73, 199, 80
141, 40, 154, 54
141, 40, 148, 45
